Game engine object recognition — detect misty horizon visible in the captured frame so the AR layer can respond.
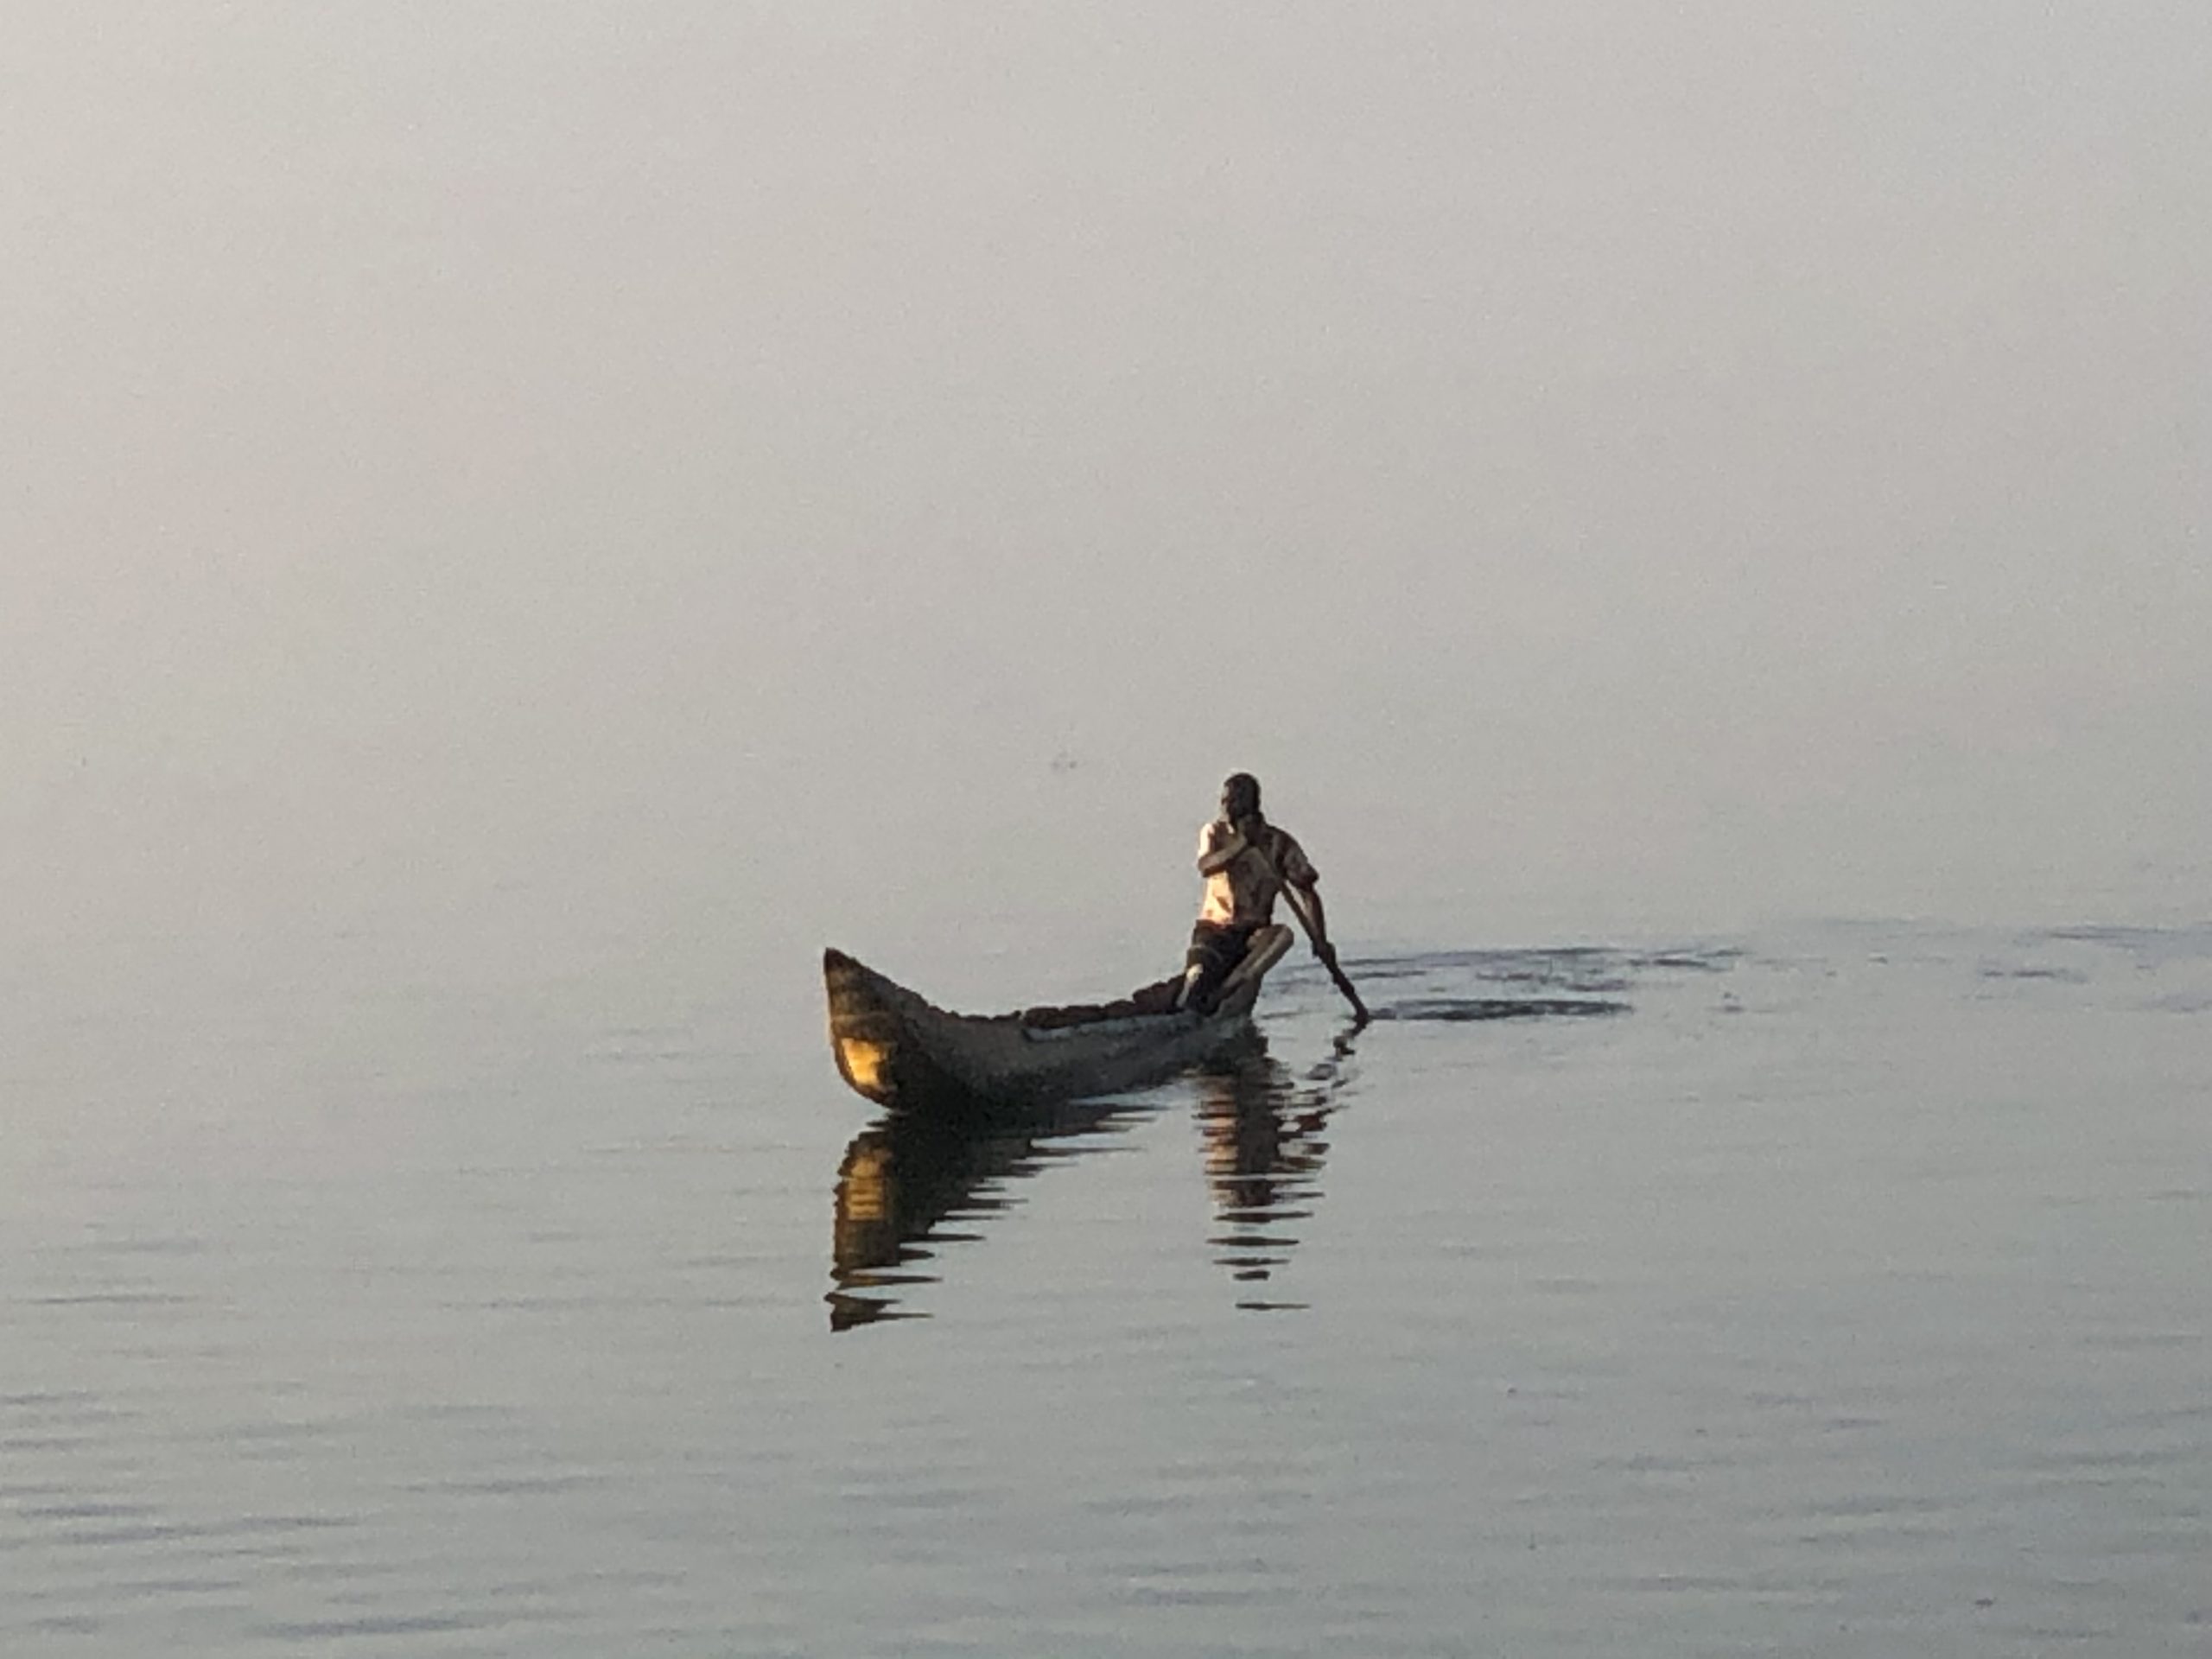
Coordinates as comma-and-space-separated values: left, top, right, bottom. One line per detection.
9, 5, 2207, 962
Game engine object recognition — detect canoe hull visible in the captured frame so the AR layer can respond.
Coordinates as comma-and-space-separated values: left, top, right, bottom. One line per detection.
823, 948, 1262, 1116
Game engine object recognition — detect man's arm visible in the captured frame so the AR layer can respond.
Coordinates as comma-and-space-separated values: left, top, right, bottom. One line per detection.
1195, 821, 1248, 877
1272, 834, 1328, 946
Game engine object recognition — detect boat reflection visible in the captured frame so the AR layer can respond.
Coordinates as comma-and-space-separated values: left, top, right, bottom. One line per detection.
828, 1096, 1147, 1331
827, 1027, 1358, 1330
1192, 1032, 1355, 1312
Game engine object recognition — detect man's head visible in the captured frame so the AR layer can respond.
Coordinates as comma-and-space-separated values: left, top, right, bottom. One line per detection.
1220, 772, 1262, 823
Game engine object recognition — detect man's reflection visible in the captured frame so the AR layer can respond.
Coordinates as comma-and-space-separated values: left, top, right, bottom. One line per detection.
1192, 1037, 1353, 1311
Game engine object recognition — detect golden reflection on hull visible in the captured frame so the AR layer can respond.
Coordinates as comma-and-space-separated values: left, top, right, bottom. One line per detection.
835, 1036, 893, 1100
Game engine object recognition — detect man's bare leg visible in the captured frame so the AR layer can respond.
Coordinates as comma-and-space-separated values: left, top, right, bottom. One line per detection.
1218, 925, 1294, 995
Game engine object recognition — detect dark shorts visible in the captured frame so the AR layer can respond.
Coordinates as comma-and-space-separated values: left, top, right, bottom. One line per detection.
1184, 920, 1259, 1013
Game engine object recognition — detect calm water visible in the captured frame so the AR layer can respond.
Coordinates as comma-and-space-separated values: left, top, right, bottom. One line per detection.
5, 912, 2209, 1655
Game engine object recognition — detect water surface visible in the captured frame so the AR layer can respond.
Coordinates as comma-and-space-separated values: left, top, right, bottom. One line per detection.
5, 918, 2208, 1655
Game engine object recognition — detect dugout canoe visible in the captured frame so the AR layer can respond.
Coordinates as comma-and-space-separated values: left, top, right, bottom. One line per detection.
823, 947, 1265, 1115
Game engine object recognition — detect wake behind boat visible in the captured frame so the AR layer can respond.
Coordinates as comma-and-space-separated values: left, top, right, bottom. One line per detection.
823, 947, 1273, 1115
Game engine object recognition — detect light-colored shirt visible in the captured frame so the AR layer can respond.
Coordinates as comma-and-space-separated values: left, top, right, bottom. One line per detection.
1196, 820, 1318, 926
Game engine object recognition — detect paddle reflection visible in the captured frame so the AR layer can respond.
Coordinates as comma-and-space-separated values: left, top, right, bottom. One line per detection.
828, 1098, 1141, 1332
1192, 1033, 1356, 1312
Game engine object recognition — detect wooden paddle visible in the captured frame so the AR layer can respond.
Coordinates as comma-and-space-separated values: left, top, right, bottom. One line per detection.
1245, 832, 1370, 1025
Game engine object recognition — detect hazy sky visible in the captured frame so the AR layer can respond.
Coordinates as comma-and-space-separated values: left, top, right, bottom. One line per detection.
7, 3, 2208, 961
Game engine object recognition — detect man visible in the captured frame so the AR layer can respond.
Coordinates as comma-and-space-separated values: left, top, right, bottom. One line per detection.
1178, 772, 1328, 1013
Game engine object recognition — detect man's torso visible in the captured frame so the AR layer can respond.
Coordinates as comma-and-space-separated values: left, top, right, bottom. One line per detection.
1197, 820, 1317, 926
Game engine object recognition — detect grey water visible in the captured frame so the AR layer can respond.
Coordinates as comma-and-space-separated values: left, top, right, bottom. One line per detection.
6, 907, 2209, 1657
